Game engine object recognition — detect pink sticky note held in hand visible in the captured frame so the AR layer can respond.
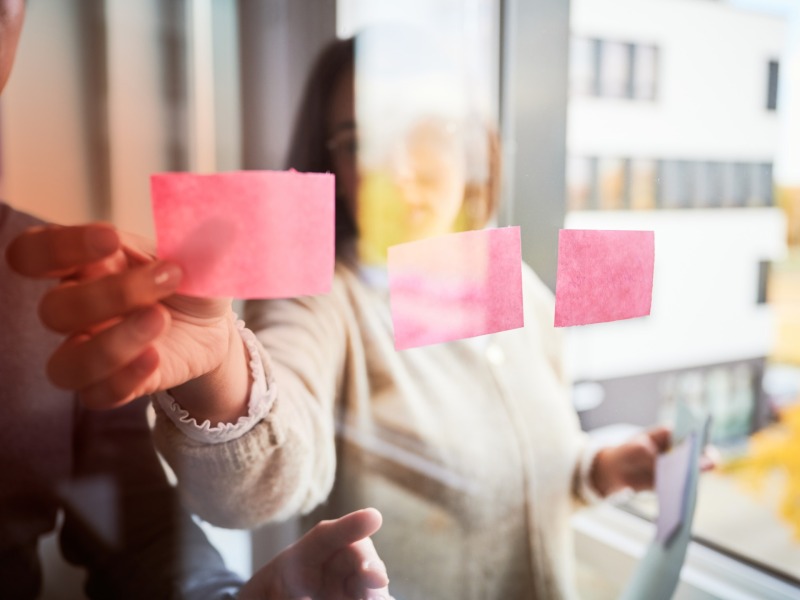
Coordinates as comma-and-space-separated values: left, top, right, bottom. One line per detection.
388, 227, 524, 350
554, 229, 654, 327
151, 170, 334, 298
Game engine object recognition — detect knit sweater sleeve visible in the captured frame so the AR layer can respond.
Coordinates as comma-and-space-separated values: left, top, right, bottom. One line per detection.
152, 273, 351, 530
521, 265, 604, 507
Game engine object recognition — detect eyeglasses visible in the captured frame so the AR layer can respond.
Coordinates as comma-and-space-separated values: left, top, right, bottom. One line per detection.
327, 129, 358, 161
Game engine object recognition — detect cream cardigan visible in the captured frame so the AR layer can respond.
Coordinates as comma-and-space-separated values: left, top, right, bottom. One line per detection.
154, 262, 596, 600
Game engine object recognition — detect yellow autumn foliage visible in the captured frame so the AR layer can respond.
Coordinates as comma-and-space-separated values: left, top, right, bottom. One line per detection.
724, 403, 800, 538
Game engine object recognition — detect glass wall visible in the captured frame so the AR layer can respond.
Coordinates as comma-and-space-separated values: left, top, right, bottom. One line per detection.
3, 0, 799, 598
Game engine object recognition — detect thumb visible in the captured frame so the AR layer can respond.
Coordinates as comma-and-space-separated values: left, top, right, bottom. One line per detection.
293, 508, 383, 565
646, 426, 672, 453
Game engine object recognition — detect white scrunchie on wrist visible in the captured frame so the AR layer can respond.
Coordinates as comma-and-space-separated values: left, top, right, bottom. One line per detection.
154, 320, 274, 444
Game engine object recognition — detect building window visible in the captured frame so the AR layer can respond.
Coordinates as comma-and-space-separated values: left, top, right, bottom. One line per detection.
597, 157, 627, 209
689, 161, 708, 207
632, 44, 658, 100
755, 162, 774, 206
767, 59, 779, 111
728, 162, 749, 207
598, 40, 631, 98
569, 37, 659, 101
657, 159, 689, 208
706, 161, 726, 207
569, 156, 774, 210
566, 155, 595, 211
628, 158, 657, 209
757, 260, 770, 305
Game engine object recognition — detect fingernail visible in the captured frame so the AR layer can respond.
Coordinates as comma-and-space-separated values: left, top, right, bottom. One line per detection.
363, 559, 389, 581
133, 307, 163, 338
153, 263, 182, 290
363, 560, 383, 573
87, 227, 119, 258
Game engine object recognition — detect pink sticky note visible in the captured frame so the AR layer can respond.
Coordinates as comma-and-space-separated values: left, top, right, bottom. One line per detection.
554, 229, 654, 327
388, 227, 524, 350
151, 170, 334, 298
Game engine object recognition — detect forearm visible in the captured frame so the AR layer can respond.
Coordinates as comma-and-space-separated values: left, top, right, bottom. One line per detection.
154, 290, 349, 528
152, 390, 333, 529
152, 327, 340, 528
571, 434, 607, 505
168, 312, 252, 425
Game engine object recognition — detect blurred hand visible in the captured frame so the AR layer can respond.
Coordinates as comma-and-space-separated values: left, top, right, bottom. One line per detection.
240, 508, 393, 600
591, 427, 719, 497
6, 223, 250, 420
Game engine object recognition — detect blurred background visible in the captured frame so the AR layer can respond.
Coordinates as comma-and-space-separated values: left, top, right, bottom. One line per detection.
2, 0, 798, 598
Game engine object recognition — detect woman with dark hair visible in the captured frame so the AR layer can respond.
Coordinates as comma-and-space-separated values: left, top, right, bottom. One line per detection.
149, 36, 668, 599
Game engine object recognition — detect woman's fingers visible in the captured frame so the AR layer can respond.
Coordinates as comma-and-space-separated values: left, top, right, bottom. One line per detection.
47, 305, 169, 392
322, 536, 388, 599
239, 509, 388, 600
119, 229, 159, 264
6, 224, 120, 278
39, 261, 182, 333
344, 572, 391, 600
295, 509, 388, 599
334, 537, 389, 594
358, 557, 391, 591
78, 346, 161, 410
296, 508, 383, 566
646, 426, 672, 453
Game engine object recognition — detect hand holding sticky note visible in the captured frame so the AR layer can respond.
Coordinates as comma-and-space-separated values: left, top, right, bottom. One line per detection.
388, 227, 524, 350
554, 229, 655, 327
151, 170, 334, 298
620, 402, 710, 600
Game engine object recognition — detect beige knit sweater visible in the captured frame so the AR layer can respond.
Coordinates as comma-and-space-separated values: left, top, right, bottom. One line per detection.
153, 262, 595, 600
